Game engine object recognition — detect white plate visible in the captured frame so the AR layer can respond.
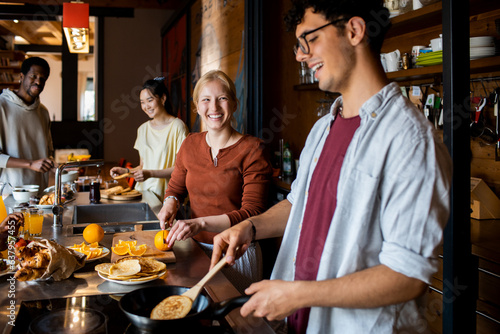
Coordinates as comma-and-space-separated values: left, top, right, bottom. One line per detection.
35, 204, 53, 209
98, 270, 166, 285
470, 36, 495, 47
67, 246, 110, 262
469, 46, 496, 53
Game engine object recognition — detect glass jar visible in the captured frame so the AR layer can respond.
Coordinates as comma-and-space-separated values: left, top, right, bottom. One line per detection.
89, 180, 101, 204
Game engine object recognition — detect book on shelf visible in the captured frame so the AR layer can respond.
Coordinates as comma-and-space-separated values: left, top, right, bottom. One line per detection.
0, 72, 15, 83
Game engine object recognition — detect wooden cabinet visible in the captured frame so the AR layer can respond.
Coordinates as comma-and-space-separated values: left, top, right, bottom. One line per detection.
384, 2, 500, 333
477, 258, 500, 333
0, 50, 25, 90
382, 1, 500, 85
292, 2, 500, 90
424, 218, 500, 334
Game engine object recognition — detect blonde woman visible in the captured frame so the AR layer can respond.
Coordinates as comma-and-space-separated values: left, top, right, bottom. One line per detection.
157, 70, 272, 293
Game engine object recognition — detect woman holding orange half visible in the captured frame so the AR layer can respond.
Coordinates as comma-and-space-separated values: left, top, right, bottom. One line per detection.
157, 70, 272, 293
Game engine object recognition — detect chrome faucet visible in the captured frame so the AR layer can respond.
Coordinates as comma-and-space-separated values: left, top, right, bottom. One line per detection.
52, 159, 104, 227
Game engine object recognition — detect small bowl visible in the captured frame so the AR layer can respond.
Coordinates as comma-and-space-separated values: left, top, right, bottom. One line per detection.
12, 189, 38, 202
61, 170, 79, 183
16, 184, 40, 191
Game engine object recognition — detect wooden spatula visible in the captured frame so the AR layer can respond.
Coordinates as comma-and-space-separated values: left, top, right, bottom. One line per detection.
181, 254, 228, 301
150, 251, 231, 320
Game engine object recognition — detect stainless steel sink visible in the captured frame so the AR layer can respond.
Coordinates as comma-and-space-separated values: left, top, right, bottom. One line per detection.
67, 202, 160, 235
72, 203, 157, 224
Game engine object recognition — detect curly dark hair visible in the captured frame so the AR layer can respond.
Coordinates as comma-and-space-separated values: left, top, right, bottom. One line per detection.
284, 0, 391, 54
142, 78, 175, 117
21, 57, 50, 77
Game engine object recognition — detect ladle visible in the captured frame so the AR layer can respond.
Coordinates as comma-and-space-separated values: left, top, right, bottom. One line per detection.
151, 251, 232, 320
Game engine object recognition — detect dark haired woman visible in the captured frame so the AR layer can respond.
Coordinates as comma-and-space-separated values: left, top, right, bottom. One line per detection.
110, 77, 189, 201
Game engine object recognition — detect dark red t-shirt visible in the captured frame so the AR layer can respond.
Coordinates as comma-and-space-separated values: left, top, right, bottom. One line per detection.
288, 115, 361, 334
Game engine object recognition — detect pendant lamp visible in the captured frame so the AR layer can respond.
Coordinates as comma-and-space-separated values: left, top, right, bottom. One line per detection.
63, 1, 89, 53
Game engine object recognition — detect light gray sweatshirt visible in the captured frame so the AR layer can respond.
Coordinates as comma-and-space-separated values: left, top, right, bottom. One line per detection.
0, 88, 53, 193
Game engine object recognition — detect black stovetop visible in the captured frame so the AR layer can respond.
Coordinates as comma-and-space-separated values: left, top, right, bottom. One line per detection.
12, 294, 233, 334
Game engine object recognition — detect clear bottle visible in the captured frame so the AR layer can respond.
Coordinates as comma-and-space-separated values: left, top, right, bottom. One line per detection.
282, 143, 293, 176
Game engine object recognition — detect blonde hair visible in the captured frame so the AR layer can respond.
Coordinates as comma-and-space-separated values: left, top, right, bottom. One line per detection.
192, 70, 239, 111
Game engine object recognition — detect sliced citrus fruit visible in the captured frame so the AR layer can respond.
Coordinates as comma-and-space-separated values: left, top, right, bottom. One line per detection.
81, 249, 92, 258
118, 240, 136, 246
128, 244, 147, 256
91, 249, 102, 258
112, 245, 129, 256
89, 242, 99, 248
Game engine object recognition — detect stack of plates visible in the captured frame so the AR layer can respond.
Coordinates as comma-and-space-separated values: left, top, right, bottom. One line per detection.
416, 37, 497, 65
470, 36, 496, 60
416, 50, 442, 66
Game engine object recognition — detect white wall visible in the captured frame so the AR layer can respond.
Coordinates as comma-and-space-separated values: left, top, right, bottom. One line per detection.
103, 9, 173, 165
38, 55, 95, 122
39, 56, 61, 121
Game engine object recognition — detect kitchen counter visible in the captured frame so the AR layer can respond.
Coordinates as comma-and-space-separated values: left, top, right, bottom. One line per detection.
0, 191, 274, 333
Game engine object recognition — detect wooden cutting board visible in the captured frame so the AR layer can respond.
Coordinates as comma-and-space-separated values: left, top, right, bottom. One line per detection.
101, 192, 142, 201
110, 230, 176, 263
101, 187, 142, 201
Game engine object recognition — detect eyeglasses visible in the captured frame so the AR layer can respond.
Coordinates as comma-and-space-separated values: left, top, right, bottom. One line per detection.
293, 18, 347, 55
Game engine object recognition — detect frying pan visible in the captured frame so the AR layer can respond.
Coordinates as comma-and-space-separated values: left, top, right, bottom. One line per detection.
119, 285, 250, 332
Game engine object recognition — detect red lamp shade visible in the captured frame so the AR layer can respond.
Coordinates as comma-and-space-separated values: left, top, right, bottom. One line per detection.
63, 2, 89, 29
62, 2, 90, 53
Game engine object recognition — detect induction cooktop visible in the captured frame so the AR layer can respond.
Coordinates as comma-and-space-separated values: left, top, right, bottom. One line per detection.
10, 294, 233, 334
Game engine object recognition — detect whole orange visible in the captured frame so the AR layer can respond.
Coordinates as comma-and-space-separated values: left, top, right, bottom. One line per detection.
83, 223, 104, 244
154, 230, 171, 251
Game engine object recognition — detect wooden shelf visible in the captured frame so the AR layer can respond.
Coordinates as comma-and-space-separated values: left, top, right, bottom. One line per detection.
387, 56, 500, 84
294, 56, 500, 88
293, 83, 319, 91
273, 176, 294, 192
0, 50, 25, 90
387, 2, 443, 38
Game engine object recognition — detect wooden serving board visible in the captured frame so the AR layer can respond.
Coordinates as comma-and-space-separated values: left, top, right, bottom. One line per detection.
110, 230, 176, 263
101, 192, 142, 201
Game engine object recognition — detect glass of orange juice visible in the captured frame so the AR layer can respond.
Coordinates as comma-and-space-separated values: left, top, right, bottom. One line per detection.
0, 196, 7, 223
0, 197, 7, 258
28, 208, 44, 238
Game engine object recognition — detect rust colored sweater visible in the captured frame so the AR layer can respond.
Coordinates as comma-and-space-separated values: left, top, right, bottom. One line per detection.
165, 132, 272, 244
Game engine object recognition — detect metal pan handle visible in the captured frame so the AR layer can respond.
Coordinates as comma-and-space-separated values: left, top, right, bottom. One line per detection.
211, 295, 251, 319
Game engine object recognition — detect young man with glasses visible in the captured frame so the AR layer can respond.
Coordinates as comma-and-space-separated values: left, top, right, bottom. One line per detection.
211, 1, 452, 333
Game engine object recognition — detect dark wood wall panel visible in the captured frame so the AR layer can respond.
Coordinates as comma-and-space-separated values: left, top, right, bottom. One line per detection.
189, 0, 246, 131
262, 1, 322, 159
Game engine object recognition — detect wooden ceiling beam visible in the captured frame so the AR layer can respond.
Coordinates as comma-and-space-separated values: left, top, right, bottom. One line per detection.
0, 20, 46, 44
44, 21, 63, 41
1, 0, 186, 10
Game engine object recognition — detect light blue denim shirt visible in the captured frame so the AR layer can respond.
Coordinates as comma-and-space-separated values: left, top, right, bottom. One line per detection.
271, 82, 452, 333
